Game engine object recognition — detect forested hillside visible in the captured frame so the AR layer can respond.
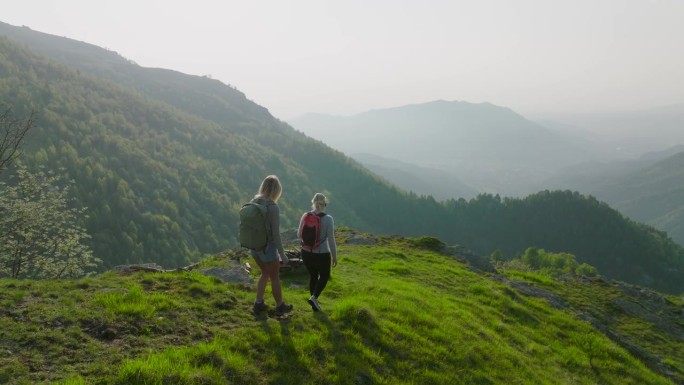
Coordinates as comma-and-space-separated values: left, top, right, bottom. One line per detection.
0, 30, 427, 269
1, 23, 683, 294
542, 148, 684, 246
442, 191, 684, 293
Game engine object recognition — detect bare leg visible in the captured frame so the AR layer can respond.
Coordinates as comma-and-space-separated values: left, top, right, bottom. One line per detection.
264, 260, 283, 305
253, 258, 270, 303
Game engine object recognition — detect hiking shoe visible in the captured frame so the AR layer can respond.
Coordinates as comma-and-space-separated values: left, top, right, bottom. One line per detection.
252, 301, 268, 313
308, 295, 321, 312
274, 302, 293, 316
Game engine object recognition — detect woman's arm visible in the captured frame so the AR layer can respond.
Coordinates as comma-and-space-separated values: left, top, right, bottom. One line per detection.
327, 216, 338, 267
296, 213, 306, 241
268, 204, 287, 262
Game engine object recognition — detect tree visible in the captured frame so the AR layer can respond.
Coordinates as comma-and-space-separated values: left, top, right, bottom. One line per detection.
521, 247, 542, 268
0, 165, 100, 279
489, 249, 505, 262
0, 108, 33, 173
575, 263, 599, 278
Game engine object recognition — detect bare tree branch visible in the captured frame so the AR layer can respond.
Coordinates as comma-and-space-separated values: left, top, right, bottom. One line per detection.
0, 108, 34, 173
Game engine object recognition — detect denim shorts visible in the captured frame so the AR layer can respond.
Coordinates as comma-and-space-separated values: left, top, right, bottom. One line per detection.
251, 242, 278, 263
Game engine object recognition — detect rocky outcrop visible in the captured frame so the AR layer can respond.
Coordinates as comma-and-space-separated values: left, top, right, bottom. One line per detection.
612, 282, 684, 340
444, 244, 496, 273
202, 264, 253, 285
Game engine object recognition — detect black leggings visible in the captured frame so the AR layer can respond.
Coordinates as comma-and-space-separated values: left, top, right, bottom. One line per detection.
301, 250, 331, 298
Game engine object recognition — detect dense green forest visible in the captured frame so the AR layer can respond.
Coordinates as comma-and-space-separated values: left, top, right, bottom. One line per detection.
1, 24, 683, 294
441, 191, 683, 293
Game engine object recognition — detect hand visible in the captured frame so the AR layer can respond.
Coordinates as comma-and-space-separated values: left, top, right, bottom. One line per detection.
332, 257, 338, 267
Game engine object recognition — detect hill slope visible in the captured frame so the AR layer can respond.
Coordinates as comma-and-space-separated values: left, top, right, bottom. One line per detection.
0, 26, 420, 268
0, 234, 681, 384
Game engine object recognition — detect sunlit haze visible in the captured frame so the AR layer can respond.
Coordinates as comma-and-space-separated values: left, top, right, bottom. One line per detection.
3, 0, 684, 119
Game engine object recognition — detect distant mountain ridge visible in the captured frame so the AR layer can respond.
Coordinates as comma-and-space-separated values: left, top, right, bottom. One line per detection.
536, 105, 684, 159
289, 100, 597, 196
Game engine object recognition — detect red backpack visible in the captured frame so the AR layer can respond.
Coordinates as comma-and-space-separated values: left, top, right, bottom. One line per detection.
300, 212, 326, 251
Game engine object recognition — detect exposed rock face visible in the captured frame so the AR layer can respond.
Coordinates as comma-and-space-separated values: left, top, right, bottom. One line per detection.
114, 263, 165, 274
202, 264, 253, 285
345, 234, 379, 246
113, 257, 253, 285
506, 280, 568, 309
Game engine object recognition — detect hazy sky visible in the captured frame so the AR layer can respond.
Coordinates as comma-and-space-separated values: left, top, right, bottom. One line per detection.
3, 0, 684, 120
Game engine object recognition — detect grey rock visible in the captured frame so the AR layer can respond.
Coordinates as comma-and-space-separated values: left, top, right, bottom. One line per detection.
202, 265, 253, 285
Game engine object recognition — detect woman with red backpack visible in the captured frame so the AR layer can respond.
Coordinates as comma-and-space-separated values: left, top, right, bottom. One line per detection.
297, 193, 338, 312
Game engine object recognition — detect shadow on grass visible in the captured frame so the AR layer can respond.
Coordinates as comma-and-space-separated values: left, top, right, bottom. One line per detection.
316, 307, 381, 385
256, 314, 312, 384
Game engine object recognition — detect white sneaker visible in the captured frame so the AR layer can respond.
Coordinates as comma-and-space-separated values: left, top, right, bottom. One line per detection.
308, 295, 321, 312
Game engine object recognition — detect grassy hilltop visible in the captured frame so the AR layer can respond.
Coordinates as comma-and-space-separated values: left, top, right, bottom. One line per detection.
1, 231, 682, 385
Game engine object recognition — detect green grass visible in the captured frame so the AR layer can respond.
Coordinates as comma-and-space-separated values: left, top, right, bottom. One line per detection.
95, 285, 177, 319
0, 236, 679, 384
499, 267, 684, 384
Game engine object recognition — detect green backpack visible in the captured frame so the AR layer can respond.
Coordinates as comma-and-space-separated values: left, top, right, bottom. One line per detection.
239, 198, 271, 250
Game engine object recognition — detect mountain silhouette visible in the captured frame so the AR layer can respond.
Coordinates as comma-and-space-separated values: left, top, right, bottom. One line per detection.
289, 100, 596, 196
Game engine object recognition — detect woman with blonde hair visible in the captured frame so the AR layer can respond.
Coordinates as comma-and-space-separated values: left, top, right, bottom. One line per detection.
250, 175, 292, 316
297, 192, 338, 311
